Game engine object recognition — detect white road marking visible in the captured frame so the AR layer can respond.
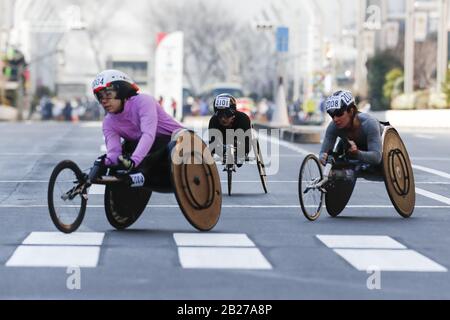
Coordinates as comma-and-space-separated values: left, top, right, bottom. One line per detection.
316, 235, 406, 249
334, 249, 447, 272
174, 233, 255, 247
178, 247, 272, 270
416, 188, 450, 205
23, 232, 104, 246
174, 233, 272, 270
258, 132, 312, 156
1, 180, 450, 185
318, 235, 447, 272
6, 246, 101, 268
411, 157, 450, 161
414, 134, 435, 140
0, 153, 99, 156
79, 122, 102, 128
413, 165, 450, 179
5, 232, 104, 268
2, 204, 450, 209
89, 185, 105, 195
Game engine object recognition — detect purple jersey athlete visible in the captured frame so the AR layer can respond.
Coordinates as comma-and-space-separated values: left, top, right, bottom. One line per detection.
102, 94, 184, 167
92, 70, 184, 186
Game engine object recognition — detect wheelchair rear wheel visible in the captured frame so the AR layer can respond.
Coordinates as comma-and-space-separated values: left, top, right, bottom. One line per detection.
382, 128, 415, 218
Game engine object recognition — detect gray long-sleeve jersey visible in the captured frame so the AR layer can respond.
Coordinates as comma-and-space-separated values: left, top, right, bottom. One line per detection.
319, 113, 383, 165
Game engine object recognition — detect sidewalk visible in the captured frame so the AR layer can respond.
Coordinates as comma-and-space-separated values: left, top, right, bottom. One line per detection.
0, 105, 18, 121
369, 109, 450, 130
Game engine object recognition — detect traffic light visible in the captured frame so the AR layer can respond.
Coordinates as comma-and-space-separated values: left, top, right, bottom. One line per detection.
2, 48, 26, 82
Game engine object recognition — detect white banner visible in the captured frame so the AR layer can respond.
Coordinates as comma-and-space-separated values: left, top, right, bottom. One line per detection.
154, 31, 184, 121
415, 12, 428, 42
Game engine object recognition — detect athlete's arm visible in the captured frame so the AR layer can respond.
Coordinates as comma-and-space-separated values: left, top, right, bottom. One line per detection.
131, 96, 158, 167
319, 123, 338, 164
356, 118, 382, 165
103, 122, 122, 166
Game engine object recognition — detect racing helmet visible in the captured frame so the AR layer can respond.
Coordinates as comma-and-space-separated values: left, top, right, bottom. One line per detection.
325, 90, 356, 117
213, 93, 237, 118
92, 70, 140, 102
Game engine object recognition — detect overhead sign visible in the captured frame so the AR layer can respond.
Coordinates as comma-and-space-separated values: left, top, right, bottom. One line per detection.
154, 31, 184, 121
276, 27, 289, 53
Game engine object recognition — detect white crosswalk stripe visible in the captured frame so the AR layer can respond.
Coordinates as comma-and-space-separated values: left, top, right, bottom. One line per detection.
317, 235, 447, 272
5, 232, 104, 268
174, 233, 272, 270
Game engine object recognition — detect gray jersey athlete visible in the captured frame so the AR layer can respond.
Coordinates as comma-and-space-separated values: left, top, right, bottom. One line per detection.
319, 91, 383, 166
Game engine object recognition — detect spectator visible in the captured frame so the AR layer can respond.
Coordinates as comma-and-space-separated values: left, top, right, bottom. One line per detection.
63, 100, 73, 121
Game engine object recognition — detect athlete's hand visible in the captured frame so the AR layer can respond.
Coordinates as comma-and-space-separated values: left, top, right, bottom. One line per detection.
320, 153, 328, 166
118, 155, 135, 172
348, 140, 359, 155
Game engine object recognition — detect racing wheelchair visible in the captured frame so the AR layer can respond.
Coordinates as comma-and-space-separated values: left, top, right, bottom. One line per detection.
48, 130, 222, 233
298, 123, 415, 221
215, 127, 268, 196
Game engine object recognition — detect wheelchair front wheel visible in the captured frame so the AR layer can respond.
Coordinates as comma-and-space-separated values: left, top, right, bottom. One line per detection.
298, 155, 324, 221
227, 166, 233, 196
254, 139, 268, 194
48, 161, 87, 233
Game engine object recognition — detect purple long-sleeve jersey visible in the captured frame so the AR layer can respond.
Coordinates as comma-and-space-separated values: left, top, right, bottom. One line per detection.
102, 94, 184, 167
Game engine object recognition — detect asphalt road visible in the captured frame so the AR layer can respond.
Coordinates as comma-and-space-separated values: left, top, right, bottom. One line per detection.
0, 121, 449, 300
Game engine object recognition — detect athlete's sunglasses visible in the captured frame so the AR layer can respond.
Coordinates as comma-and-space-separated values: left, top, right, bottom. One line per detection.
328, 108, 346, 118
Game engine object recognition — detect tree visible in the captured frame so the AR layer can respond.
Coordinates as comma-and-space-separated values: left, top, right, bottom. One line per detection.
444, 68, 450, 106
383, 68, 403, 103
366, 50, 403, 110
146, 0, 277, 97
75, 0, 125, 71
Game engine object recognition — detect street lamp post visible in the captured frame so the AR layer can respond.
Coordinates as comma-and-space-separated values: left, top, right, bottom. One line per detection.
437, 0, 448, 93
355, 0, 368, 99
404, 0, 415, 95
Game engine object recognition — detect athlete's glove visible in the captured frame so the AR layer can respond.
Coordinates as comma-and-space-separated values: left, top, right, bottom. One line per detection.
118, 155, 135, 173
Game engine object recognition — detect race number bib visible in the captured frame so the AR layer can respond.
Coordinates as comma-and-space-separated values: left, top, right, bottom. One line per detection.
215, 97, 231, 109
326, 91, 354, 111
326, 97, 342, 111
92, 77, 104, 89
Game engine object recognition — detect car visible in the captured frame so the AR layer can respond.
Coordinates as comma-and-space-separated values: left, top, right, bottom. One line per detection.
200, 83, 245, 114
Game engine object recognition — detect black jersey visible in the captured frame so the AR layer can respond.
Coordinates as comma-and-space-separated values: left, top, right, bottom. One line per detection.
208, 111, 252, 156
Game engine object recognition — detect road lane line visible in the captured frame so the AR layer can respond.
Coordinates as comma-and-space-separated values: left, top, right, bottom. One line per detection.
89, 185, 105, 195
6, 246, 101, 268
317, 235, 447, 272
174, 233, 272, 270
317, 235, 406, 249
23, 232, 104, 246
413, 165, 450, 179
258, 132, 312, 156
416, 188, 450, 205
178, 247, 272, 270
2, 204, 450, 209
174, 233, 255, 247
334, 249, 447, 272
5, 232, 104, 268
1, 180, 450, 185
414, 134, 435, 140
